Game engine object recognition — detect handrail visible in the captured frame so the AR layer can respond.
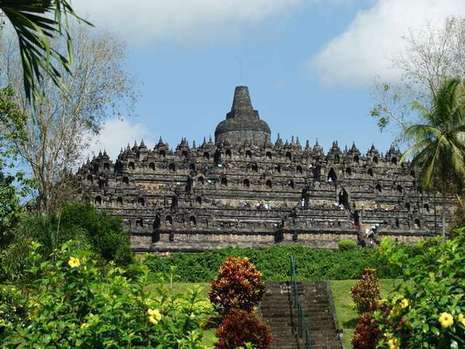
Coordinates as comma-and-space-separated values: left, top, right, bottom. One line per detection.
289, 256, 312, 349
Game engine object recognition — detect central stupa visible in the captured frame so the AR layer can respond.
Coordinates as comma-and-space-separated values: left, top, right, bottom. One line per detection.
214, 86, 271, 145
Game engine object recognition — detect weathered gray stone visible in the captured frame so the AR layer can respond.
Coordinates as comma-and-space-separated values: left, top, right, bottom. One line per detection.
74, 86, 455, 252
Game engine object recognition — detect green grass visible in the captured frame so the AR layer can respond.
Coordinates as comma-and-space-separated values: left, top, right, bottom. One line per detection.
330, 279, 401, 349
145, 282, 210, 297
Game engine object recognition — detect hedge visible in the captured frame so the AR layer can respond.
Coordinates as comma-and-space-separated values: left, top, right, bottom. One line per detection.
144, 245, 417, 282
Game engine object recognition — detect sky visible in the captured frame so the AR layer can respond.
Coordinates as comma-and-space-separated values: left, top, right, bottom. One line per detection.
73, 0, 465, 160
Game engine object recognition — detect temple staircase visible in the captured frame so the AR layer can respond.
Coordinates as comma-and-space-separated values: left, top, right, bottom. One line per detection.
259, 258, 343, 349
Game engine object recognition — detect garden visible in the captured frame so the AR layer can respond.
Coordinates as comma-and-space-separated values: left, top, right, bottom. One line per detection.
2, 2, 465, 348
1, 203, 465, 348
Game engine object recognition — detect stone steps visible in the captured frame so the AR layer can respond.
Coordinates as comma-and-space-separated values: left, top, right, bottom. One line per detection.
259, 282, 343, 349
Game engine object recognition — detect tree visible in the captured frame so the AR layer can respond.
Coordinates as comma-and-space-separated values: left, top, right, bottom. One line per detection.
0, 0, 89, 101
401, 78, 465, 235
0, 26, 134, 212
371, 17, 465, 138
0, 87, 28, 247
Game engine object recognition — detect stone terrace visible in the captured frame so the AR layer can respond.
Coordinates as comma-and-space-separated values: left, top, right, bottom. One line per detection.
75, 86, 455, 252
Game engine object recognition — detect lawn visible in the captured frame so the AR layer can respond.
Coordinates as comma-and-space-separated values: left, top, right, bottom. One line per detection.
330, 279, 401, 349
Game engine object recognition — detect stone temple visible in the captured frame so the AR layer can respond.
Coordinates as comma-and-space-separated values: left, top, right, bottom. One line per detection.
76, 86, 454, 252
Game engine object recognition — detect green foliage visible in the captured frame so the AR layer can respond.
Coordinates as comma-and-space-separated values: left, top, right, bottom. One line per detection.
1, 0, 90, 101
215, 310, 272, 349
209, 257, 265, 316
374, 232, 465, 348
0, 87, 30, 248
331, 279, 400, 349
351, 268, 381, 315
338, 239, 358, 251
145, 245, 407, 283
0, 237, 36, 283
57, 202, 132, 265
1, 203, 132, 282
0, 241, 212, 348
402, 78, 465, 193
0, 170, 22, 248
18, 202, 131, 263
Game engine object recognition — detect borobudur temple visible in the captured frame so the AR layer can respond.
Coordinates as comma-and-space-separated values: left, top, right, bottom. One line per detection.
75, 86, 455, 252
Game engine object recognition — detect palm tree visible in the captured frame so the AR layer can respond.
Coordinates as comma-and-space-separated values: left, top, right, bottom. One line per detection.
0, 0, 89, 100
402, 78, 465, 235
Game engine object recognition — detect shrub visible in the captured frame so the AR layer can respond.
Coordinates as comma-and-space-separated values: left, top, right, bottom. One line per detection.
215, 310, 272, 349
0, 237, 36, 282
352, 312, 381, 349
8, 203, 132, 268
0, 284, 29, 335
0, 241, 212, 348
56, 203, 133, 265
209, 257, 265, 316
144, 245, 406, 283
338, 239, 358, 251
351, 268, 380, 315
375, 232, 465, 348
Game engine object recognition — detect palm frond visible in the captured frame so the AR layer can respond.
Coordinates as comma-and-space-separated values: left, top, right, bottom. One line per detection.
404, 78, 465, 193
1, 0, 91, 101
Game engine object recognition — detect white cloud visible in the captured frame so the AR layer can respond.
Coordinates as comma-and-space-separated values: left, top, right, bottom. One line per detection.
311, 0, 465, 86
87, 118, 154, 160
74, 0, 302, 44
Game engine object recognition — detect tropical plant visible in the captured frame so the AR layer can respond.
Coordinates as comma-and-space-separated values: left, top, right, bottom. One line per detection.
14, 202, 131, 261
402, 78, 465, 193
351, 268, 381, 315
352, 312, 381, 349
215, 309, 272, 349
209, 257, 265, 316
374, 233, 465, 348
0, 0, 89, 101
0, 240, 212, 348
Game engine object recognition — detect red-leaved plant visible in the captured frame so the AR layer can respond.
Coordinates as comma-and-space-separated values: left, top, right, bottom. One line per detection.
351, 268, 380, 314
352, 312, 382, 349
215, 309, 272, 349
209, 257, 265, 315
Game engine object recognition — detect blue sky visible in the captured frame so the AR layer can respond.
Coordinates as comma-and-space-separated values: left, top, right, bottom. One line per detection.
76, 0, 464, 159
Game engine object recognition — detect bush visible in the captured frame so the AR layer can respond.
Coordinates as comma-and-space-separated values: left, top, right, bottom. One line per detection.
215, 310, 272, 349
352, 312, 381, 349
351, 268, 380, 315
374, 232, 465, 348
144, 245, 409, 283
8, 203, 132, 268
0, 240, 212, 348
209, 257, 265, 316
338, 239, 358, 251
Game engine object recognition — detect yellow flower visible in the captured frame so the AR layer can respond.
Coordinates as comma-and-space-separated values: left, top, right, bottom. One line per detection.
389, 306, 400, 318
68, 257, 81, 268
458, 314, 465, 327
400, 298, 409, 309
387, 337, 399, 349
80, 322, 89, 329
147, 308, 162, 325
439, 312, 454, 328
